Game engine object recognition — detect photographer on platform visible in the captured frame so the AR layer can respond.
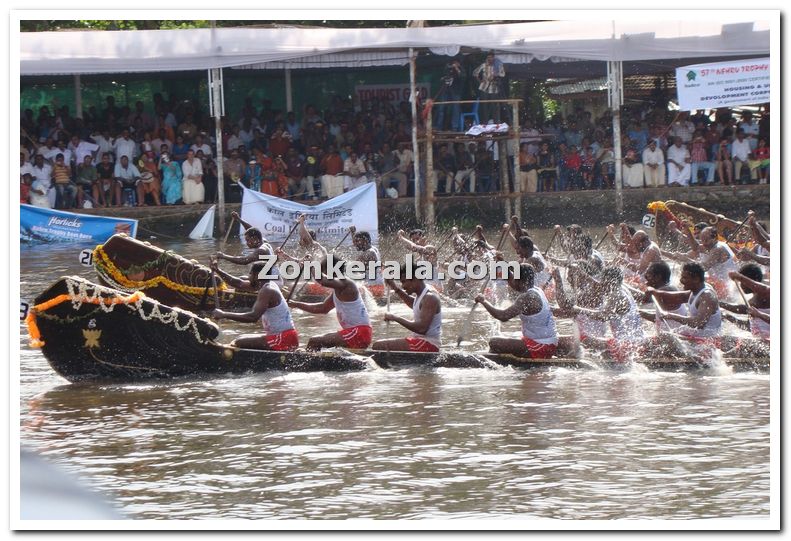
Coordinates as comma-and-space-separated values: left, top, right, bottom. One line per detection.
435, 58, 464, 131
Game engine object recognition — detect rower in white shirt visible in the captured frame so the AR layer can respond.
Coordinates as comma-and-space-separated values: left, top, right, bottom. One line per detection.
476, 263, 559, 359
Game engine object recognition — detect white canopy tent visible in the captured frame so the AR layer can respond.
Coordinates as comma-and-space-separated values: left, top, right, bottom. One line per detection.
19, 19, 771, 222
20, 20, 770, 75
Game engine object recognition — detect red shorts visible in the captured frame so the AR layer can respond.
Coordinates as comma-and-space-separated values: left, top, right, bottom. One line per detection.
521, 337, 557, 359
340, 325, 373, 349
607, 339, 641, 363
680, 335, 722, 357
405, 336, 440, 352
266, 328, 299, 351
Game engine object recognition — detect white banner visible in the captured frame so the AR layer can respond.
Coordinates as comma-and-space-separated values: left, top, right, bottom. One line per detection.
239, 183, 378, 246
354, 83, 430, 106
676, 58, 770, 111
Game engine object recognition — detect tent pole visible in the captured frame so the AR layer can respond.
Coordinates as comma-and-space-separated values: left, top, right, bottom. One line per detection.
285, 67, 293, 113
612, 105, 624, 217
210, 67, 226, 237
512, 99, 521, 224
409, 47, 422, 222
425, 106, 435, 227
609, 60, 624, 217
73, 74, 82, 119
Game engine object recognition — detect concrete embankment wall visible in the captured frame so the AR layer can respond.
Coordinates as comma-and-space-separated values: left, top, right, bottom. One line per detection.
78, 185, 770, 238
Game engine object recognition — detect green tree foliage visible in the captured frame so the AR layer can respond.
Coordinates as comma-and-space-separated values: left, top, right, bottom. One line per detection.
20, 20, 469, 32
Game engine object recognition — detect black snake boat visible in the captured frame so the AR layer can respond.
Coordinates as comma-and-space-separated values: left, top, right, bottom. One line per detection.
25, 276, 769, 383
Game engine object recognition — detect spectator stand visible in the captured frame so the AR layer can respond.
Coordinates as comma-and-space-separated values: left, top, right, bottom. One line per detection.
423, 98, 523, 225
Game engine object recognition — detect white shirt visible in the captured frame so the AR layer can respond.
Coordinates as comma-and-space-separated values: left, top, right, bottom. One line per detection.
332, 289, 371, 329
37, 145, 57, 158
114, 162, 141, 180
226, 135, 244, 152
670, 120, 695, 143
739, 121, 759, 137
731, 138, 751, 161
286, 122, 301, 141
20, 162, 36, 180
29, 180, 52, 207
642, 146, 665, 166
520, 128, 542, 154
190, 143, 212, 158
31, 163, 53, 184
395, 149, 413, 173
666, 144, 690, 166
151, 138, 173, 155
92, 135, 115, 157
182, 158, 203, 180
113, 138, 138, 161
72, 141, 100, 165
163, 112, 177, 128
519, 287, 558, 345
44, 147, 72, 164
239, 129, 254, 147
343, 158, 367, 177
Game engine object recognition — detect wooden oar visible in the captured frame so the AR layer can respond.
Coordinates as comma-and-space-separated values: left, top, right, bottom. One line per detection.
385, 283, 392, 329
595, 230, 610, 251
331, 227, 354, 252
543, 229, 559, 257
442, 231, 474, 265
650, 294, 674, 333
222, 214, 236, 244
279, 219, 301, 250
290, 227, 355, 300
455, 227, 510, 347
735, 281, 750, 308
198, 270, 214, 311
210, 270, 221, 309
725, 212, 751, 245
435, 228, 456, 249
285, 266, 303, 303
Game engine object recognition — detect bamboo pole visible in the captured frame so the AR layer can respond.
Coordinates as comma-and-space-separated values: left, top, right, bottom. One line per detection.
409, 48, 422, 222
425, 105, 435, 228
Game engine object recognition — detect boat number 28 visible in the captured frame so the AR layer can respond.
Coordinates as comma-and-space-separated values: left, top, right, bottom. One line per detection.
79, 249, 94, 267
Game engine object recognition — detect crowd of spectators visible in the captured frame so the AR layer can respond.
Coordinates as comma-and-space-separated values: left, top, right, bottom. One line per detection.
19, 90, 770, 210
513, 105, 770, 194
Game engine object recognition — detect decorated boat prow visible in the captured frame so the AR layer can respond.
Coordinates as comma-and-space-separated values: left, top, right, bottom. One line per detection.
648, 200, 753, 247
92, 233, 257, 312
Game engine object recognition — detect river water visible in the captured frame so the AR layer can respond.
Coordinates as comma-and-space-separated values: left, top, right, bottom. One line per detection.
18, 229, 771, 521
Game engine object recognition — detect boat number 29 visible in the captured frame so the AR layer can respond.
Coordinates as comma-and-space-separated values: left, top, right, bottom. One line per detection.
79, 249, 94, 267
641, 214, 656, 229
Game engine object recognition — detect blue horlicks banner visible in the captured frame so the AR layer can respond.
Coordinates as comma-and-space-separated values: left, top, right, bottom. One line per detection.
20, 204, 138, 244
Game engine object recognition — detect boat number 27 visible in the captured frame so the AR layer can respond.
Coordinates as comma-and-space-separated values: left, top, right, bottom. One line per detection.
79, 249, 94, 267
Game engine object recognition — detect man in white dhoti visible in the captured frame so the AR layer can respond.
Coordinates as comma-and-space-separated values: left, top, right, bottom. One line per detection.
666, 137, 691, 187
